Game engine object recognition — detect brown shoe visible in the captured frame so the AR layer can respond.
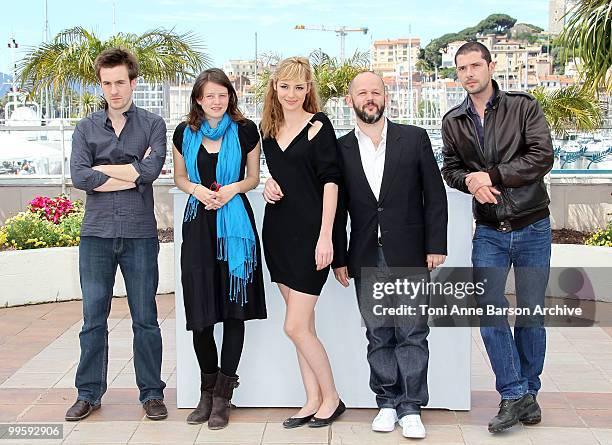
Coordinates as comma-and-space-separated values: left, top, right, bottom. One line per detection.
208, 372, 239, 430
143, 399, 168, 420
186, 371, 218, 424
65, 400, 100, 421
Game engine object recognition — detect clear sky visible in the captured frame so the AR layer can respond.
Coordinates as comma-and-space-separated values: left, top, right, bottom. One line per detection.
1, 0, 550, 76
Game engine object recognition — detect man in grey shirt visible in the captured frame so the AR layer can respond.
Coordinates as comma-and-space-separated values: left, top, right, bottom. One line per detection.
66, 48, 168, 421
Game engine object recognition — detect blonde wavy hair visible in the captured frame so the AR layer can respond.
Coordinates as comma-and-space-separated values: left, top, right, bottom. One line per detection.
260, 56, 321, 139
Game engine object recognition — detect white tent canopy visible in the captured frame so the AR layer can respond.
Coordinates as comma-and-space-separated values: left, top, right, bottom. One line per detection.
0, 133, 63, 161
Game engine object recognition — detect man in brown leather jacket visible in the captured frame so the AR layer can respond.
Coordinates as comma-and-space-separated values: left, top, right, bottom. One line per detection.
441, 41, 554, 434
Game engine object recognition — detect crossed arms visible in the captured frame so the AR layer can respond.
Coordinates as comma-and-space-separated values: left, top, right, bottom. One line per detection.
70, 119, 167, 193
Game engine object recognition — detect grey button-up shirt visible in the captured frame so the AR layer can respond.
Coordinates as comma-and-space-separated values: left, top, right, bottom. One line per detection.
70, 103, 167, 238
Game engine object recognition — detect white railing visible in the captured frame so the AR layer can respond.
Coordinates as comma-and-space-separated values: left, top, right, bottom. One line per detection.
1, 120, 612, 189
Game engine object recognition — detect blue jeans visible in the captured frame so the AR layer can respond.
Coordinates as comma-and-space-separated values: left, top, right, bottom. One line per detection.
354, 248, 429, 417
472, 217, 551, 400
75, 236, 165, 405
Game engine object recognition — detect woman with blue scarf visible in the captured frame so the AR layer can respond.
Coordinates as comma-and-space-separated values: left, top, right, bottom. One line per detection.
172, 68, 266, 429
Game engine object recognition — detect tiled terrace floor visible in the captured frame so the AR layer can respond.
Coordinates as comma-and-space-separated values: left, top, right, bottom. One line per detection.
1, 294, 612, 444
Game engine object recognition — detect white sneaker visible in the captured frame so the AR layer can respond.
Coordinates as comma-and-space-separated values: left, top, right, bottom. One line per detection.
399, 414, 426, 439
371, 408, 398, 432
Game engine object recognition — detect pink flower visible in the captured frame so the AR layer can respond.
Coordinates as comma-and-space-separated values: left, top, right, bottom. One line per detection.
28, 195, 78, 224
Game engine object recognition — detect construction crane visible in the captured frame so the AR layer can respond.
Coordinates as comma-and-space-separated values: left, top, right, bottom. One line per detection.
294, 25, 368, 63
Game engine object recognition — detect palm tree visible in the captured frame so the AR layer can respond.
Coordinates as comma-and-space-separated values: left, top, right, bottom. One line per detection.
415, 59, 434, 82
310, 50, 369, 107
560, 0, 612, 91
79, 91, 103, 118
531, 85, 603, 137
18, 27, 211, 96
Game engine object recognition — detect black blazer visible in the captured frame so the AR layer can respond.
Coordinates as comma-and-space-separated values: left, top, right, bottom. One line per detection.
332, 120, 448, 278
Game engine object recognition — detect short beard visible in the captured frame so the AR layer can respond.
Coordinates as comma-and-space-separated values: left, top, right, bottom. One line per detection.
464, 79, 488, 95
353, 102, 385, 124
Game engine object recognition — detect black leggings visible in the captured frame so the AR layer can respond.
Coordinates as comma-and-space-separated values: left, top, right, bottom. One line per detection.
192, 319, 245, 377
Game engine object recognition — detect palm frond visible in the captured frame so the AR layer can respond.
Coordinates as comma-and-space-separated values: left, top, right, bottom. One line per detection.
17, 27, 211, 98
530, 85, 603, 137
560, 0, 612, 92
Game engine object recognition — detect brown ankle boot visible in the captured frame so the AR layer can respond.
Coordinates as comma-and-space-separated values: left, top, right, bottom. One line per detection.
208, 372, 239, 430
186, 371, 218, 424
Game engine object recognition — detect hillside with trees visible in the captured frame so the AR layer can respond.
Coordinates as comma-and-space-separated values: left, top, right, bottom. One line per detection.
420, 14, 517, 70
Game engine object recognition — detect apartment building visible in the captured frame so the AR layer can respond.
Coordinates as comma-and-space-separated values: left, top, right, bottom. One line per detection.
166, 82, 193, 121
420, 80, 466, 116
222, 60, 257, 83
441, 41, 467, 68
438, 32, 554, 89
371, 38, 420, 76
538, 75, 576, 88
133, 80, 166, 117
549, 0, 579, 35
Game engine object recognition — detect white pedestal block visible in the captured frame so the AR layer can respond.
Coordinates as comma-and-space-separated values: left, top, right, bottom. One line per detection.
172, 186, 473, 410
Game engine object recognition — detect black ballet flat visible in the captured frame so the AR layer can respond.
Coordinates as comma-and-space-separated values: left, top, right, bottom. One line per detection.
282, 413, 315, 429
308, 399, 346, 428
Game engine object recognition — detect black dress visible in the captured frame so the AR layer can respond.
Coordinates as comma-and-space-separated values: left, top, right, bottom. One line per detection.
173, 120, 267, 330
262, 112, 341, 296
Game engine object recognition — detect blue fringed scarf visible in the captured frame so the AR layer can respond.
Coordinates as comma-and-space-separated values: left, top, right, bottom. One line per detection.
182, 113, 257, 305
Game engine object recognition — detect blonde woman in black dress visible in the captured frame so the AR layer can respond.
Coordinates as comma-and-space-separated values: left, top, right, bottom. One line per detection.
260, 57, 345, 428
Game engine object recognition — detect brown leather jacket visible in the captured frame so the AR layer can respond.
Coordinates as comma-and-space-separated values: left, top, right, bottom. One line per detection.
441, 81, 554, 230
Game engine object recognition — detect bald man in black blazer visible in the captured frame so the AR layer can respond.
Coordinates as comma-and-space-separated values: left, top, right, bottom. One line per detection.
332, 71, 447, 439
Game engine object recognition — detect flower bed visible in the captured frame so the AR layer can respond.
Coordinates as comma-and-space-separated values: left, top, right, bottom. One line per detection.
585, 220, 612, 247
0, 195, 83, 250
0, 195, 174, 306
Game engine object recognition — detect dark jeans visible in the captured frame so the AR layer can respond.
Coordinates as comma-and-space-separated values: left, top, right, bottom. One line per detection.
75, 236, 165, 405
354, 248, 429, 417
472, 217, 551, 400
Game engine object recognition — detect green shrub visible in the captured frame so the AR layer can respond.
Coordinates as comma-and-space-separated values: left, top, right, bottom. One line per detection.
585, 220, 612, 247
0, 195, 83, 250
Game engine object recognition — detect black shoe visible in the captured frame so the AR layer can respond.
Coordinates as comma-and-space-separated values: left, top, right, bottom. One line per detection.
520, 394, 542, 425
65, 400, 100, 421
308, 400, 346, 428
144, 399, 168, 420
488, 394, 534, 433
283, 413, 315, 429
